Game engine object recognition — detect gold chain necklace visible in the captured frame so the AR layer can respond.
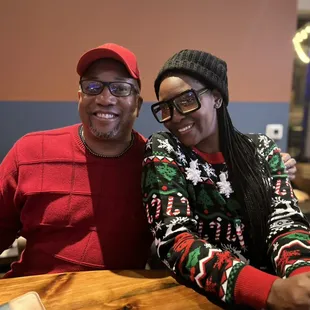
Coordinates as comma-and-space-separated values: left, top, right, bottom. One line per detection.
79, 125, 134, 158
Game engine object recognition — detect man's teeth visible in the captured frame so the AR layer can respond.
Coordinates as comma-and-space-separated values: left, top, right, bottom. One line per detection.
178, 124, 193, 133
96, 113, 116, 119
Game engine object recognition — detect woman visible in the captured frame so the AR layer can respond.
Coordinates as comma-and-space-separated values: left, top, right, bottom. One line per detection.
142, 49, 310, 309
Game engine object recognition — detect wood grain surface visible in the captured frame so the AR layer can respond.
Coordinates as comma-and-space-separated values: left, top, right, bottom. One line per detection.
0, 270, 222, 309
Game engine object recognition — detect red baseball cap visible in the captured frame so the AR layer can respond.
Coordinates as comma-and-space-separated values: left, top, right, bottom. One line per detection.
76, 43, 141, 87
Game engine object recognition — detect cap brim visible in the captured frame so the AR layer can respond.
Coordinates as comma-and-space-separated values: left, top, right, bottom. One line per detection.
77, 47, 138, 80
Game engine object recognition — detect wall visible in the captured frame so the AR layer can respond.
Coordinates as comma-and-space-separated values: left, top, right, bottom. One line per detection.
298, 0, 310, 14
0, 0, 297, 159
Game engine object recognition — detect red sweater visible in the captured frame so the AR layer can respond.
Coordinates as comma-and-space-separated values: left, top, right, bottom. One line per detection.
0, 124, 152, 278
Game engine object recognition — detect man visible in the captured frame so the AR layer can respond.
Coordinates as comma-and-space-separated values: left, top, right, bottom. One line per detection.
0, 43, 296, 278
0, 43, 152, 278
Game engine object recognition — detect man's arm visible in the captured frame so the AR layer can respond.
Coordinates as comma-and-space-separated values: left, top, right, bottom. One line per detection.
0, 143, 22, 254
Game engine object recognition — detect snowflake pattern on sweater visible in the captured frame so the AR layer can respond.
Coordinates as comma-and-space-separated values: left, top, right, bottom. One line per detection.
142, 131, 310, 308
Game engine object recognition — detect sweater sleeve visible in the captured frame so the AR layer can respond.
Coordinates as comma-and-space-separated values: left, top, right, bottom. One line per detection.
0, 143, 22, 254
257, 134, 310, 278
142, 132, 277, 309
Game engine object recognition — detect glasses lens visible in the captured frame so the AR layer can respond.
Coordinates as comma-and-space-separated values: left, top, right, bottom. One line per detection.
174, 90, 199, 114
80, 80, 103, 95
109, 82, 132, 97
152, 102, 171, 123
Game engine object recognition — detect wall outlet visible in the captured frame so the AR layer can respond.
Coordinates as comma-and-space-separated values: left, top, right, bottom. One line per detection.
265, 124, 283, 140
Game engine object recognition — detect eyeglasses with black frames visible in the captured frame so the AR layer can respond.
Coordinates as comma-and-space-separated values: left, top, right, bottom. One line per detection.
80, 80, 139, 97
151, 88, 209, 123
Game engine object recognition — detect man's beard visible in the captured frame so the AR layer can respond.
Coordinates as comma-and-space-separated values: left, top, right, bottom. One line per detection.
89, 119, 120, 140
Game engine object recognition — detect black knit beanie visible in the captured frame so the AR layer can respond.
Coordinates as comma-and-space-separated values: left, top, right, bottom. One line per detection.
154, 49, 229, 105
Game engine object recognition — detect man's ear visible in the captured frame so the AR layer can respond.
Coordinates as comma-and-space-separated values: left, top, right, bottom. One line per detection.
212, 90, 223, 109
78, 89, 82, 101
136, 95, 143, 117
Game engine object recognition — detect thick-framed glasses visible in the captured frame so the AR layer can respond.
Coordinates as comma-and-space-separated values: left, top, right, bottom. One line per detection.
79, 80, 138, 97
151, 88, 209, 123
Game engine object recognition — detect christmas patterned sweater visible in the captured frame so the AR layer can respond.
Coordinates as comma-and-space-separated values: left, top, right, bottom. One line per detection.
141, 131, 310, 309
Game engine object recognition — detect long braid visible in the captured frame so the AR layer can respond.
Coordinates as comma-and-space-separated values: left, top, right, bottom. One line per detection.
218, 104, 272, 266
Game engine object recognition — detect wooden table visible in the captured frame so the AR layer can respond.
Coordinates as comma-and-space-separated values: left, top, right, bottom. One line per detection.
0, 270, 221, 309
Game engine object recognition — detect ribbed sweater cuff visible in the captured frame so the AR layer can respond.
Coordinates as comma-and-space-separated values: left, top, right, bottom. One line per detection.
234, 265, 278, 309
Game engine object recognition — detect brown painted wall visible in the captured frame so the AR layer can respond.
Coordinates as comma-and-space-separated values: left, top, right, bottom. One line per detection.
0, 0, 297, 102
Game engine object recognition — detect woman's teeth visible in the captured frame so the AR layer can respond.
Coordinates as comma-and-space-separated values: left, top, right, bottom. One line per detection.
178, 124, 193, 133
